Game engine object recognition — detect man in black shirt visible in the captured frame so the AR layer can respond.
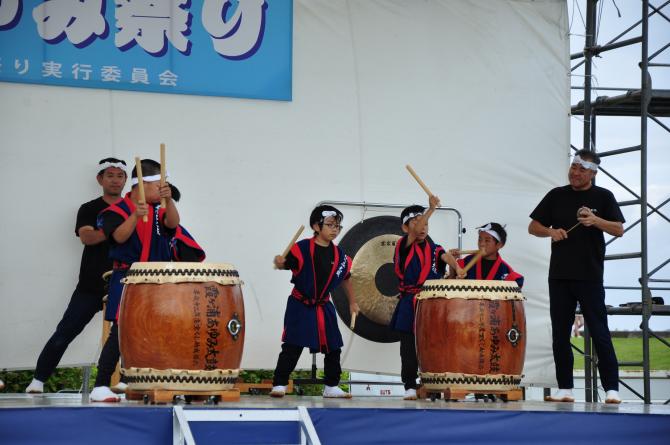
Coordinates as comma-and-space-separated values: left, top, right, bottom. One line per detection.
529, 149, 624, 404
26, 158, 127, 393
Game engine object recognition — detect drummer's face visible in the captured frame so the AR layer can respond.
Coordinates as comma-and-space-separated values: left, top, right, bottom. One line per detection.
406, 218, 428, 241
478, 232, 502, 259
143, 180, 161, 203
316, 216, 342, 242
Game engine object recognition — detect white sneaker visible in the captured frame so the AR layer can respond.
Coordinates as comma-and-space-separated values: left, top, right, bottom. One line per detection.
403, 388, 418, 400
25, 379, 44, 394
545, 388, 574, 402
90, 386, 121, 402
605, 390, 622, 404
323, 385, 352, 399
111, 382, 128, 394
269, 385, 286, 398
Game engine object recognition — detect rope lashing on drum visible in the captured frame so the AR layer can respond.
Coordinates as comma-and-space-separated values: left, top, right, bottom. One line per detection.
125, 268, 240, 277
420, 284, 523, 295
420, 373, 522, 387
124, 374, 238, 385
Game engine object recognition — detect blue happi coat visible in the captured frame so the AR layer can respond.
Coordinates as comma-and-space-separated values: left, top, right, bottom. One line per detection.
390, 236, 445, 333
98, 194, 205, 320
282, 238, 352, 353
457, 254, 524, 288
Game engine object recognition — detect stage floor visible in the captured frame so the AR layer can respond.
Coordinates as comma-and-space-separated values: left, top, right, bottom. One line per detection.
2, 393, 669, 444
1, 392, 669, 415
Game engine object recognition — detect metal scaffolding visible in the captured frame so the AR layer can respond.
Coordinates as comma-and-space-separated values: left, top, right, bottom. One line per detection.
570, 0, 670, 404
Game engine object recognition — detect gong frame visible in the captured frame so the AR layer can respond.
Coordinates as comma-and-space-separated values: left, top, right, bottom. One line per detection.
317, 200, 463, 250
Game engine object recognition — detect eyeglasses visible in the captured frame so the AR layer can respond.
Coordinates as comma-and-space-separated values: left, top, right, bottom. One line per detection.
323, 223, 343, 230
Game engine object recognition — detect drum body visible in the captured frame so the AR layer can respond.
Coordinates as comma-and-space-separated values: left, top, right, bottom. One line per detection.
415, 279, 525, 392
118, 262, 244, 391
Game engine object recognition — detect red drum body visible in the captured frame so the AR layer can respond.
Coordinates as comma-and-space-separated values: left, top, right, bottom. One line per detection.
415, 279, 526, 391
118, 262, 244, 392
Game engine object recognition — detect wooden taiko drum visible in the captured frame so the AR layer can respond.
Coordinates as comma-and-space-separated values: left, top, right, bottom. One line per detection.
118, 262, 244, 392
415, 279, 525, 392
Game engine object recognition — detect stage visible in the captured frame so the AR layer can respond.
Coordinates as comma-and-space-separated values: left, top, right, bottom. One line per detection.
1, 393, 668, 444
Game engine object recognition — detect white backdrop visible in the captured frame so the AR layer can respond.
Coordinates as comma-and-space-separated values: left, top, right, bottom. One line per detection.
0, 0, 569, 386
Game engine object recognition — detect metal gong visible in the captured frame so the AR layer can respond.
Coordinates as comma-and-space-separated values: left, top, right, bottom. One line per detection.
332, 215, 404, 343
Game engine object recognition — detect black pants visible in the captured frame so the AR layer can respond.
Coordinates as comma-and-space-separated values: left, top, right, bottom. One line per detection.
95, 323, 120, 387
34, 288, 103, 382
272, 343, 342, 387
549, 279, 619, 391
399, 332, 418, 390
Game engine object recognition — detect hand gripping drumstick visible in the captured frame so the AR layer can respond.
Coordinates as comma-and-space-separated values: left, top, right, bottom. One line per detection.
275, 225, 305, 269
405, 164, 434, 197
134, 157, 148, 223
462, 249, 486, 275
160, 143, 167, 209
563, 208, 598, 236
350, 311, 357, 330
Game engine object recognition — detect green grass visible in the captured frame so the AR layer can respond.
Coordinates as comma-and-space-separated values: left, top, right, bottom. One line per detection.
570, 337, 670, 370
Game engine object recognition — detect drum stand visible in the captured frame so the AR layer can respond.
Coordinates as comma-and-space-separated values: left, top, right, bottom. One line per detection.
292, 353, 323, 395
126, 388, 241, 405
418, 387, 523, 402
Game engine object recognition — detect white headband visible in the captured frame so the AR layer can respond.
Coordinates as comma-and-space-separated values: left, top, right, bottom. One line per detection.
322, 210, 337, 219
478, 223, 502, 242
572, 155, 598, 171
402, 212, 423, 225
131, 174, 166, 186
99, 161, 126, 172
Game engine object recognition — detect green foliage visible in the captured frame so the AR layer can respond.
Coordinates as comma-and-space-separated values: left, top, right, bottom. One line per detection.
239, 369, 350, 396
571, 337, 670, 370
0, 368, 97, 393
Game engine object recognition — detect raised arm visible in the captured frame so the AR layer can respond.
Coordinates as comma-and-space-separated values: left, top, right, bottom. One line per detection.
160, 183, 180, 229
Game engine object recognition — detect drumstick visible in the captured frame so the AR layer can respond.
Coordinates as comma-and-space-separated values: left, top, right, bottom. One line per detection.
160, 143, 167, 209
134, 157, 148, 223
565, 222, 581, 233
405, 164, 434, 197
350, 311, 357, 330
282, 225, 304, 258
274, 225, 305, 269
456, 249, 480, 256
462, 249, 485, 275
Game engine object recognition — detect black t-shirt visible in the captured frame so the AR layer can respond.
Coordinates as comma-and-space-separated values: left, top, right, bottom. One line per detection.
285, 243, 343, 297
75, 197, 113, 295
530, 185, 625, 281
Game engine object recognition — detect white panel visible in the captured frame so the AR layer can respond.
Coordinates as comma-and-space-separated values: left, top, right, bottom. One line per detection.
0, 0, 568, 386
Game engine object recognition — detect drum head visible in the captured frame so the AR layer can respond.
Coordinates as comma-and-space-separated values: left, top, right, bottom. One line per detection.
332, 215, 404, 343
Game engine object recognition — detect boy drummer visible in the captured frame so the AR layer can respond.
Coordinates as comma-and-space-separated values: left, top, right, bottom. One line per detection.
391, 195, 460, 400
449, 222, 524, 288
270, 205, 359, 398
91, 159, 204, 402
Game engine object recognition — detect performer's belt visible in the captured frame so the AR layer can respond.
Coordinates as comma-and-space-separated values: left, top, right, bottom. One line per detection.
398, 284, 422, 296
291, 288, 331, 307
290, 287, 331, 353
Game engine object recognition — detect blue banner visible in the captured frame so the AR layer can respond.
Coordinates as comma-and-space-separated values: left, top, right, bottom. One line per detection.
0, 0, 292, 100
